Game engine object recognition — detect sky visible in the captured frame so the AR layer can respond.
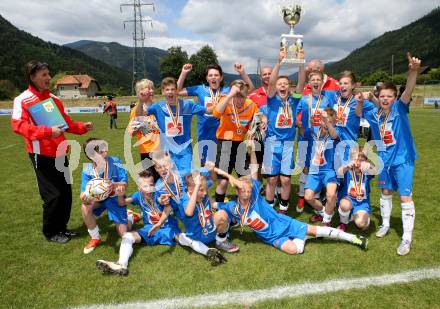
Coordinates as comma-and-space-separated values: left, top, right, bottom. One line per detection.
1, 0, 439, 74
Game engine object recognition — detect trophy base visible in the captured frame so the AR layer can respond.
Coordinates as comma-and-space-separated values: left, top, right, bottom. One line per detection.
281, 58, 306, 65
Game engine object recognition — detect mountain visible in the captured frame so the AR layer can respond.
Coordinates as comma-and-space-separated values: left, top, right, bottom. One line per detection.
0, 15, 132, 94
65, 41, 168, 84
325, 7, 440, 78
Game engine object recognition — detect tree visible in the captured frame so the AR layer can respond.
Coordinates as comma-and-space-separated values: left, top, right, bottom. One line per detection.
362, 70, 392, 86
186, 45, 219, 86
159, 46, 189, 80
0, 80, 19, 100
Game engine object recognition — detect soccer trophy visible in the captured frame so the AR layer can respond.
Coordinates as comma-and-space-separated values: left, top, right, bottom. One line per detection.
280, 4, 305, 65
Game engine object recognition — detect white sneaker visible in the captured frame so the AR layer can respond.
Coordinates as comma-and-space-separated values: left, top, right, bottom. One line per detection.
397, 239, 412, 256
96, 260, 128, 276
216, 240, 239, 253
375, 225, 389, 238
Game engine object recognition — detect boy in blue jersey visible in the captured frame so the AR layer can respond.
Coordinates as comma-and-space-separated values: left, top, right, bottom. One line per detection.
95, 170, 178, 275
177, 63, 255, 165
359, 53, 420, 256
137, 77, 212, 177
336, 149, 380, 232
212, 152, 367, 255
296, 70, 336, 214
263, 49, 305, 214
178, 165, 239, 255
298, 107, 340, 226
80, 138, 129, 254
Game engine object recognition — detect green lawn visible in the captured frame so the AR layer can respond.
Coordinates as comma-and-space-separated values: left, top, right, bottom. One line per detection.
1, 109, 440, 308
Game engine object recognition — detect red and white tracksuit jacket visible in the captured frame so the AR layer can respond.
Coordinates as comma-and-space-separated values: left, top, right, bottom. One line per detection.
11, 86, 88, 157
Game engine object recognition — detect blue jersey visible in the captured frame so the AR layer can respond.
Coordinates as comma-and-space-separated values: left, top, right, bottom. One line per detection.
80, 156, 128, 193
147, 99, 206, 153
221, 179, 306, 245
303, 128, 340, 172
265, 94, 299, 141
297, 92, 335, 138
363, 99, 417, 167
333, 96, 376, 141
186, 85, 230, 143
341, 170, 373, 204
176, 193, 216, 243
129, 191, 179, 229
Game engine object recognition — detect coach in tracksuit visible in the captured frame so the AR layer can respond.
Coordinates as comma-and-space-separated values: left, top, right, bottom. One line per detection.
11, 61, 93, 244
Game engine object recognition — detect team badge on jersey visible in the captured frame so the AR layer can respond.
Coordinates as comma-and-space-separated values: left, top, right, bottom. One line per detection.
246, 210, 268, 231
165, 116, 183, 137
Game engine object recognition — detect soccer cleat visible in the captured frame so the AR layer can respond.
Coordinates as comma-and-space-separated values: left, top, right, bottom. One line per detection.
84, 238, 101, 254
310, 214, 323, 223
216, 240, 240, 253
337, 223, 347, 232
397, 239, 412, 256
352, 235, 368, 250
296, 197, 304, 213
353, 235, 368, 250
96, 260, 128, 276
207, 248, 227, 266
62, 229, 80, 237
375, 225, 389, 238
277, 209, 288, 215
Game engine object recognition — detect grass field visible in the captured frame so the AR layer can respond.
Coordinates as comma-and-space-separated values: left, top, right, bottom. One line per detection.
1, 109, 440, 308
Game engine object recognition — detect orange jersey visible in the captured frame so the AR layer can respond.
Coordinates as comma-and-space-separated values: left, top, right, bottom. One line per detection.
213, 98, 259, 141
129, 104, 160, 153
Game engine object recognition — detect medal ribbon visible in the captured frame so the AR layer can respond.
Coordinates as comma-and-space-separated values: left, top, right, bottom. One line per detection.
282, 98, 291, 122
196, 200, 207, 230
235, 202, 250, 234
336, 95, 353, 124
377, 109, 391, 141
351, 168, 364, 197
230, 98, 243, 132
209, 88, 221, 107
308, 94, 323, 126
142, 194, 160, 216
315, 127, 328, 163
165, 100, 180, 128
162, 174, 182, 202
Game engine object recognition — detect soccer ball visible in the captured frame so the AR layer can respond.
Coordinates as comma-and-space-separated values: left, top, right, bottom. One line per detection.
84, 178, 112, 202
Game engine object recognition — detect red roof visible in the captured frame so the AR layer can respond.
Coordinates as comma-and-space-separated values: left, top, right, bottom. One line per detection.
55, 74, 99, 89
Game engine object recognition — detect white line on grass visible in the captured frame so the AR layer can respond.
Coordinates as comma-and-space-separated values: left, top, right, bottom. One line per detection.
73, 267, 440, 309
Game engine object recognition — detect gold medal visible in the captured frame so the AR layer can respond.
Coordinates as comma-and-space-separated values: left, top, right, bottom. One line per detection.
281, 98, 291, 127
209, 87, 221, 107
313, 127, 328, 166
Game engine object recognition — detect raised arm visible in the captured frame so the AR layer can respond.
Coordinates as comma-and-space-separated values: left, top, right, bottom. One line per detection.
354, 91, 364, 117
234, 63, 255, 92
267, 49, 286, 98
184, 174, 202, 217
295, 63, 306, 94
214, 86, 241, 114
401, 52, 421, 104
177, 63, 192, 95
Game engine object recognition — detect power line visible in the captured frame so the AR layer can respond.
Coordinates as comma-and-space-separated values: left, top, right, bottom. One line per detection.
120, 0, 155, 94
